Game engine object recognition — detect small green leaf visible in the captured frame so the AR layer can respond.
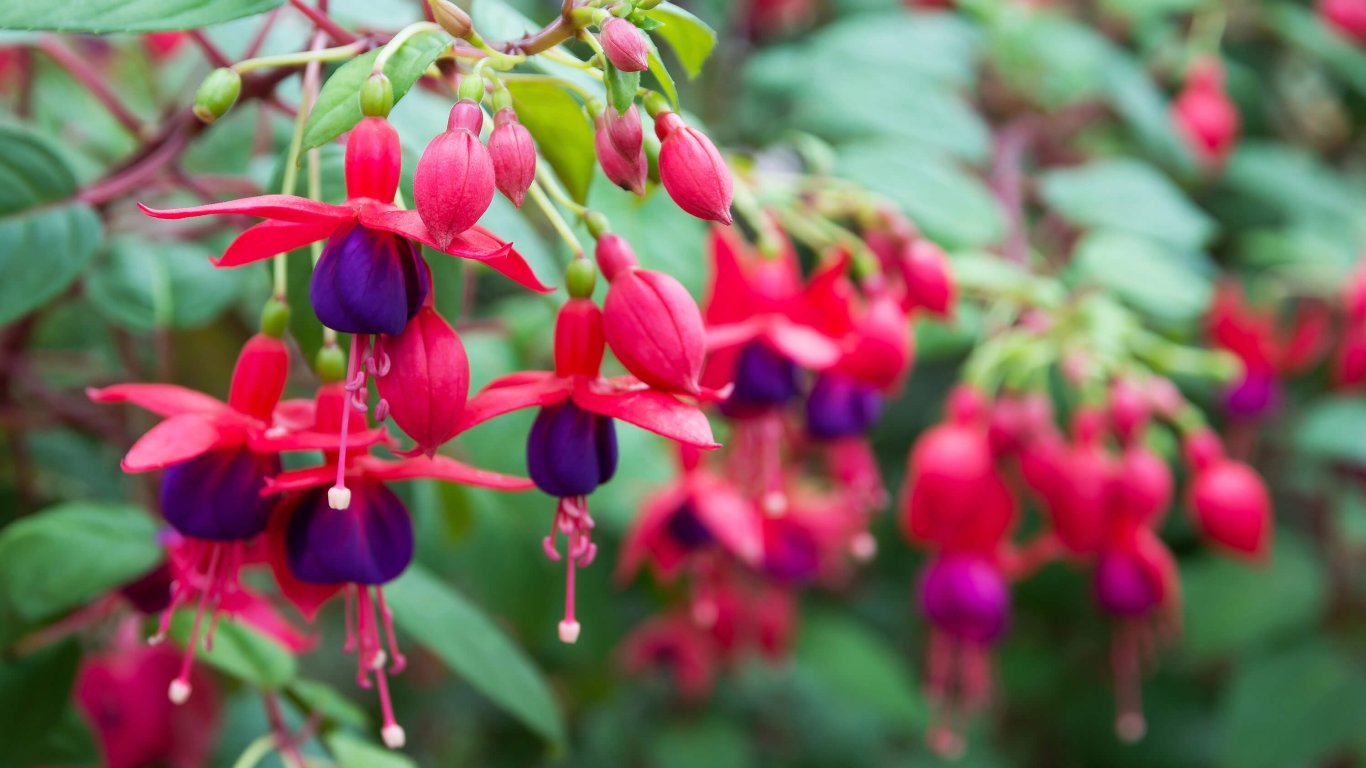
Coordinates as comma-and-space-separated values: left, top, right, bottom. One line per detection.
796, 611, 926, 730
0, 0, 281, 32
1072, 230, 1213, 325
87, 238, 252, 331
647, 718, 755, 768
0, 125, 75, 214
1040, 159, 1217, 250
644, 35, 679, 110
0, 502, 160, 634
303, 29, 453, 151
604, 62, 640, 115
326, 731, 417, 768
385, 565, 567, 748
505, 80, 596, 204
169, 613, 297, 689
641, 2, 717, 79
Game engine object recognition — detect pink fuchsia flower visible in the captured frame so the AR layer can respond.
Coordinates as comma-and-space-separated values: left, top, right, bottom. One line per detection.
595, 110, 648, 195
1172, 57, 1240, 166
76, 619, 219, 768
266, 382, 531, 749
800, 249, 913, 392
488, 107, 537, 207
597, 234, 708, 396
374, 300, 470, 458
1183, 430, 1272, 559
139, 116, 550, 336
1207, 282, 1330, 418
655, 111, 733, 224
620, 613, 719, 701
461, 297, 719, 643
600, 17, 650, 72
414, 101, 497, 249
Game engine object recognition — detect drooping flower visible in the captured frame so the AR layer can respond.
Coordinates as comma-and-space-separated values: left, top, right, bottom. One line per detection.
1321, 0, 1366, 44
138, 116, 549, 337
1183, 430, 1272, 558
461, 295, 719, 643
595, 109, 648, 195
488, 107, 537, 207
414, 100, 497, 248
1172, 57, 1240, 166
655, 111, 733, 224
600, 17, 650, 72
620, 612, 719, 701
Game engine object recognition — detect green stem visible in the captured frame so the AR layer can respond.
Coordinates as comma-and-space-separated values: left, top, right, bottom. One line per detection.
233, 41, 366, 73
373, 21, 445, 74
535, 165, 588, 216
528, 180, 584, 259
230, 736, 277, 768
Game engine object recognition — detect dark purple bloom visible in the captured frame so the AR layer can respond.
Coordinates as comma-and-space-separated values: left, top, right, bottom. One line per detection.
806, 373, 883, 439
664, 502, 714, 549
1094, 551, 1160, 617
721, 341, 800, 416
919, 555, 1009, 643
159, 447, 280, 541
286, 480, 415, 585
526, 401, 619, 498
310, 223, 430, 336
762, 520, 822, 585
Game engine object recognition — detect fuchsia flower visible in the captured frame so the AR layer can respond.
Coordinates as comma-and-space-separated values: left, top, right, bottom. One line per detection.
140, 115, 549, 337
597, 233, 708, 396
655, 111, 733, 224
1172, 57, 1240, 166
265, 382, 532, 748
600, 17, 650, 72
488, 107, 537, 207
374, 295, 470, 457
461, 295, 718, 643
415, 100, 497, 249
1207, 281, 1329, 418
596, 108, 648, 195
620, 613, 719, 700
1183, 429, 1272, 559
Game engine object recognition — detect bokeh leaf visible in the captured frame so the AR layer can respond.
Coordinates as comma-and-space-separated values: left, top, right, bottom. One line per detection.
169, 612, 298, 689
87, 238, 252, 331
642, 2, 718, 79
0, 0, 282, 32
1040, 159, 1217, 249
505, 80, 596, 204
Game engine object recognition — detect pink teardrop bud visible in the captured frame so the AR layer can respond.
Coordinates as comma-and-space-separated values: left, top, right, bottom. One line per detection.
655, 112, 733, 224
375, 306, 470, 456
599, 236, 705, 395
836, 295, 912, 391
555, 299, 606, 378
1189, 459, 1272, 559
600, 17, 649, 72
414, 100, 495, 250
488, 108, 536, 207
604, 103, 644, 159
900, 239, 955, 316
596, 113, 647, 195
345, 117, 401, 203
1173, 58, 1240, 165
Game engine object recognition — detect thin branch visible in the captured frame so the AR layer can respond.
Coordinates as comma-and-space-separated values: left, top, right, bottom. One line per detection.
288, 0, 359, 45
37, 37, 147, 137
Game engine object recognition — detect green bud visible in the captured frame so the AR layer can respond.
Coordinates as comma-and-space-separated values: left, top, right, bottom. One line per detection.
260, 298, 291, 339
566, 258, 597, 299
634, 0, 664, 9
491, 86, 512, 113
642, 90, 669, 118
610, 4, 632, 18
584, 211, 611, 239
644, 133, 661, 184
315, 343, 348, 384
458, 72, 485, 103
193, 68, 242, 124
359, 73, 394, 117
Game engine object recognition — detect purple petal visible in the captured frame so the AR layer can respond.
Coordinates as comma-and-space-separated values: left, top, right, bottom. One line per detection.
1094, 551, 1159, 617
720, 341, 800, 416
919, 555, 1010, 643
526, 402, 618, 498
762, 520, 821, 585
159, 446, 279, 541
806, 373, 883, 439
664, 502, 714, 549
286, 480, 414, 585
310, 224, 424, 336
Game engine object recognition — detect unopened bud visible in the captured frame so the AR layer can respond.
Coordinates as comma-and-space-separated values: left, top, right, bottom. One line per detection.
193, 68, 241, 124
600, 17, 649, 72
259, 298, 291, 339
359, 73, 394, 117
431, 0, 473, 38
566, 259, 597, 299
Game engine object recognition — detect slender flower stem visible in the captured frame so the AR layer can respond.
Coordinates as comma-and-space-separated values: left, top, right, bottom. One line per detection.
528, 181, 584, 260
274, 31, 328, 299
244, 8, 283, 59
373, 21, 445, 74
496, 71, 597, 102
288, 0, 359, 44
535, 165, 588, 216
235, 41, 367, 73
37, 37, 146, 137
228, 735, 277, 768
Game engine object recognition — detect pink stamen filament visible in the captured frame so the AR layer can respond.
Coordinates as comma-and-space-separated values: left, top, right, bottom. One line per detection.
332, 336, 361, 508
377, 588, 407, 674
545, 496, 596, 643
1113, 619, 1147, 743
165, 540, 244, 704
347, 585, 406, 749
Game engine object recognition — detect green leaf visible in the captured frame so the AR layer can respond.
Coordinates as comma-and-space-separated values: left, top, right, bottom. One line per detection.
796, 612, 925, 730
1297, 398, 1366, 466
0, 125, 74, 214
0, 204, 102, 326
1071, 230, 1213, 325
647, 718, 756, 768
1182, 532, 1327, 660
1267, 3, 1366, 98
0, 639, 81, 759
169, 613, 297, 689
87, 238, 251, 331
644, 35, 680, 110
836, 142, 1003, 249
385, 565, 567, 748
641, 2, 718, 79
303, 28, 453, 151
1223, 142, 1366, 238
6, 705, 100, 767
1218, 642, 1366, 768
326, 731, 418, 768
0, 0, 281, 32
1039, 159, 1216, 250
1102, 54, 1198, 173
505, 80, 595, 204
604, 62, 640, 115
0, 502, 160, 634
987, 11, 1114, 108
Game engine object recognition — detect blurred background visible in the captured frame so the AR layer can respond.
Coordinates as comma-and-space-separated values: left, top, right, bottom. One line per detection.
5, 0, 1366, 766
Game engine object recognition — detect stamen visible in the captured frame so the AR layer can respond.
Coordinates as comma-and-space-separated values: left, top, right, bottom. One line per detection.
850, 531, 877, 561
374, 398, 390, 423
1113, 619, 1147, 743
331, 335, 360, 510
377, 589, 407, 674
560, 534, 580, 644
169, 544, 222, 704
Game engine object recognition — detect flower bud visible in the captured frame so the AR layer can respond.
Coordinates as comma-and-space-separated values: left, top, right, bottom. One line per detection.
604, 103, 644, 159
228, 334, 289, 422
1189, 459, 1272, 558
900, 239, 955, 316
193, 68, 241, 124
345, 117, 402, 203
598, 236, 706, 394
595, 113, 647, 195
414, 101, 496, 250
600, 17, 650, 72
488, 108, 536, 207
259, 297, 290, 339
376, 306, 470, 456
431, 0, 473, 38
555, 299, 606, 378
1172, 58, 1240, 165
359, 73, 393, 118
655, 112, 733, 224
836, 295, 912, 390
1113, 444, 1172, 529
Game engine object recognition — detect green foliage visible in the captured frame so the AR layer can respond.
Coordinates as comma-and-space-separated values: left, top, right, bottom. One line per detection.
641, 2, 718, 79
0, 639, 98, 767
505, 80, 597, 204
0, 0, 282, 32
1039, 159, 1217, 250
169, 612, 298, 689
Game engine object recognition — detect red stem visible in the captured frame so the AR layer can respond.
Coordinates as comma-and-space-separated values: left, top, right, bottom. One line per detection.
187, 29, 234, 69
288, 0, 358, 45
36, 37, 146, 137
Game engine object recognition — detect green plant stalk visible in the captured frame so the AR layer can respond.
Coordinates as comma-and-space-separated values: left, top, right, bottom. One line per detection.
234, 42, 366, 74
